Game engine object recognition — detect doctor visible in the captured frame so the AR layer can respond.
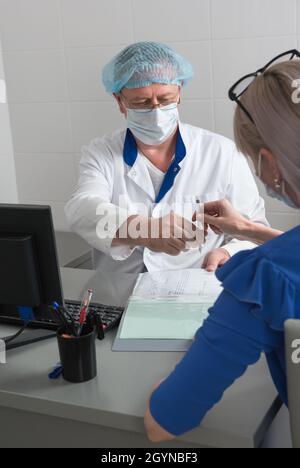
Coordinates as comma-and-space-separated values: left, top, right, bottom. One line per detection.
65, 42, 267, 274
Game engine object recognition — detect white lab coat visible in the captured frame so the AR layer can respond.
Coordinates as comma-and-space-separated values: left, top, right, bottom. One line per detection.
65, 122, 268, 274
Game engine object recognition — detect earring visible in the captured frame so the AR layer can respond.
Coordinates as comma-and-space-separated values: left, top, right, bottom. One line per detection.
274, 178, 281, 190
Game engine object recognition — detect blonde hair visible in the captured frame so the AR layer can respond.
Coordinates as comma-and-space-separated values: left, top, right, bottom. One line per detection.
234, 60, 300, 194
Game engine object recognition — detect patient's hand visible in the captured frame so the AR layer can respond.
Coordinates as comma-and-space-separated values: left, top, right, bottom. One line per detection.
202, 247, 230, 272
201, 199, 250, 239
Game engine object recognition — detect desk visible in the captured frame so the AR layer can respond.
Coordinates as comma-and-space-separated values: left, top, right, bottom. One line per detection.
0, 268, 281, 448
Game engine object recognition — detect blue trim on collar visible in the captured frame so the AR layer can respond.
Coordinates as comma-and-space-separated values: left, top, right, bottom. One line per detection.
123, 127, 187, 203
156, 130, 186, 203
123, 129, 138, 166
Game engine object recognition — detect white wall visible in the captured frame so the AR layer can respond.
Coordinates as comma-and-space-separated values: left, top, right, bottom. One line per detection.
0, 36, 18, 203
0, 0, 299, 230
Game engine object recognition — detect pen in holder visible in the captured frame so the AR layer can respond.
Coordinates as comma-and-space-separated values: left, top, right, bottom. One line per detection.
57, 325, 97, 383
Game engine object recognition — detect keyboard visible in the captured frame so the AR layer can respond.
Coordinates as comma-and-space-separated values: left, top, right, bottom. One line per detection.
0, 301, 124, 334
64, 300, 124, 333
0, 301, 125, 350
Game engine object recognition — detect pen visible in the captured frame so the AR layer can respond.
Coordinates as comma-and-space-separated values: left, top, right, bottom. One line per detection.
78, 289, 93, 336
48, 362, 63, 380
52, 302, 76, 336
51, 303, 70, 331
79, 289, 93, 324
94, 312, 105, 341
86, 312, 94, 331
50, 306, 65, 327
196, 198, 204, 251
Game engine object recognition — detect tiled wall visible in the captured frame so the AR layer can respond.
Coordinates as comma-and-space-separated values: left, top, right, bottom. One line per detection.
0, 0, 300, 230
0, 36, 18, 203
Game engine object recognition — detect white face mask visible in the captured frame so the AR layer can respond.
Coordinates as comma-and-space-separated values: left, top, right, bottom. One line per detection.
126, 103, 179, 145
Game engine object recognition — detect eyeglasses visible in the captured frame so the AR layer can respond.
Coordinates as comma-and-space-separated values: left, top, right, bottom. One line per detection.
228, 49, 300, 123
120, 92, 180, 111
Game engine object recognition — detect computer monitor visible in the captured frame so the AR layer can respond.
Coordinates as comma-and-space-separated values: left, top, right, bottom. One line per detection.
0, 204, 63, 347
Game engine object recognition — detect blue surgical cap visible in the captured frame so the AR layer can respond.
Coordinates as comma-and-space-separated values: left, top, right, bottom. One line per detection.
102, 41, 194, 94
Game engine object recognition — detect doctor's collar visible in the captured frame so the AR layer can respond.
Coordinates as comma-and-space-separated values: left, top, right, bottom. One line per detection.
123, 126, 186, 167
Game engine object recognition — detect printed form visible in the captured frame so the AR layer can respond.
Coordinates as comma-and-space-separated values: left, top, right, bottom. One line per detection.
120, 269, 223, 340
132, 269, 223, 300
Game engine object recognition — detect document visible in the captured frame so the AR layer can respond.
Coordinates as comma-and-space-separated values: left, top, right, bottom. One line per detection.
118, 269, 223, 341
132, 269, 223, 300
120, 299, 214, 340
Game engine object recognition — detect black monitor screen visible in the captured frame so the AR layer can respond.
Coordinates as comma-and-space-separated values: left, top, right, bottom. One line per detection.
0, 204, 63, 322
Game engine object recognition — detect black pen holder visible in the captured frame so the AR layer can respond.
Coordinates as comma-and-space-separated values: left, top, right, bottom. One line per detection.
57, 326, 97, 383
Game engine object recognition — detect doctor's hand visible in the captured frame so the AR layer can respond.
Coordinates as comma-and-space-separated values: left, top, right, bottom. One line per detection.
146, 212, 199, 256
114, 212, 203, 256
202, 248, 230, 272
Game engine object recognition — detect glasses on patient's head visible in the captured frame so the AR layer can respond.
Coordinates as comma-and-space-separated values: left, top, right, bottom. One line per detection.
120, 91, 180, 111
228, 49, 300, 124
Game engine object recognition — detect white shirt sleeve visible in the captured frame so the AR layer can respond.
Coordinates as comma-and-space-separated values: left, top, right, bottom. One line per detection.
221, 147, 269, 257
65, 140, 138, 261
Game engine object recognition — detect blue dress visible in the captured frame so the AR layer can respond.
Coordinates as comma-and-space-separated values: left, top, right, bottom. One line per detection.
150, 225, 300, 436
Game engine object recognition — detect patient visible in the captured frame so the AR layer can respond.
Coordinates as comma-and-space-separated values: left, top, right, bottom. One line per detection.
144, 52, 300, 441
